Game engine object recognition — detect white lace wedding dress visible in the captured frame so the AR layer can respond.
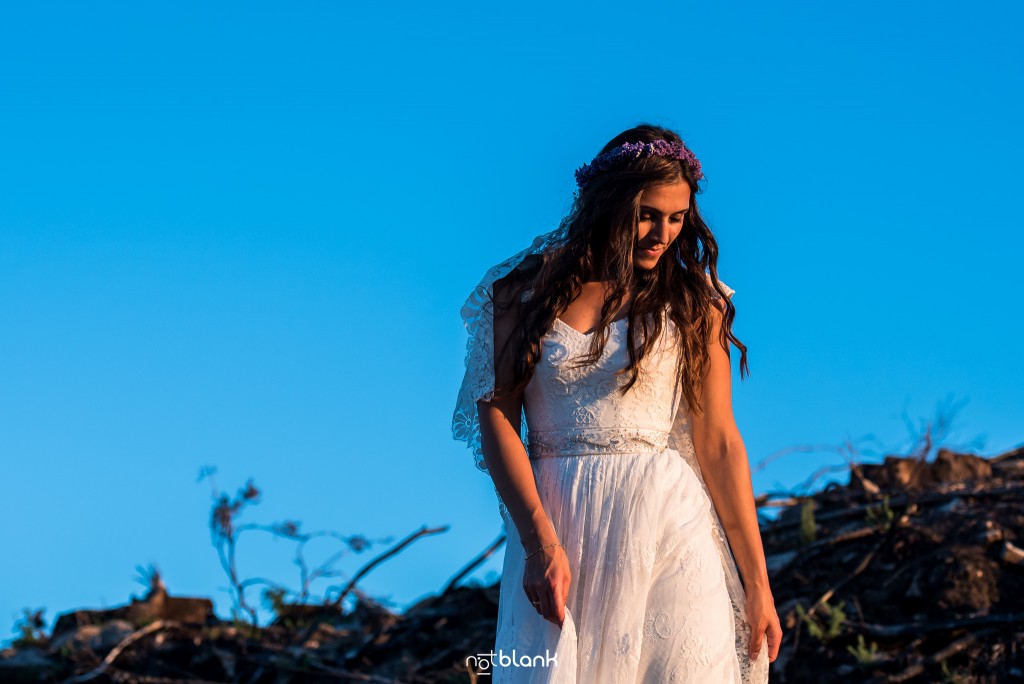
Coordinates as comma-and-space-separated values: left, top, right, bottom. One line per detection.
452, 229, 770, 683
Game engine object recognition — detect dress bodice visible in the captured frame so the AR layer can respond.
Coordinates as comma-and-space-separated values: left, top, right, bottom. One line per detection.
523, 310, 684, 459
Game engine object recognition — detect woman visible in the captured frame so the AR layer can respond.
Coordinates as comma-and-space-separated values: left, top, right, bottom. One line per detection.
452, 124, 782, 683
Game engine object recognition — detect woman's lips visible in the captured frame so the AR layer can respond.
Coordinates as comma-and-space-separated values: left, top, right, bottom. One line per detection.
638, 246, 663, 257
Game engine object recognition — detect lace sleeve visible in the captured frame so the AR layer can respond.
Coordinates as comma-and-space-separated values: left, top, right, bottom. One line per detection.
451, 227, 568, 475
707, 272, 736, 301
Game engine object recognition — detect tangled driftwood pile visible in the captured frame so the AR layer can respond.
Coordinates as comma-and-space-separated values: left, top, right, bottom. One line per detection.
2, 444, 1022, 683
760, 444, 1024, 683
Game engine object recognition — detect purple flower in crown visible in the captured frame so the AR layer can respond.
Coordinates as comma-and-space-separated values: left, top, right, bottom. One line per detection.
574, 139, 703, 189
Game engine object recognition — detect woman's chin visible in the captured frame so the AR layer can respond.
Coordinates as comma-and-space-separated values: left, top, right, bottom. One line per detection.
633, 256, 659, 271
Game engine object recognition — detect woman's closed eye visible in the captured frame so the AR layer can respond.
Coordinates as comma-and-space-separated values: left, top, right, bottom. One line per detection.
640, 214, 684, 224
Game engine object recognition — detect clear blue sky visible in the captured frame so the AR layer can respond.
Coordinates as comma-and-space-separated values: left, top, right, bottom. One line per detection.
2, 1, 1021, 646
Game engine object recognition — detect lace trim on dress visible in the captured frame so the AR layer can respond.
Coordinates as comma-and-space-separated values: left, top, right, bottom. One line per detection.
451, 226, 569, 479
527, 426, 671, 459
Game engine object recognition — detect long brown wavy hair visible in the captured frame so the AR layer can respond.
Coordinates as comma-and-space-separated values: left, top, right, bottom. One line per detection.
492, 123, 749, 417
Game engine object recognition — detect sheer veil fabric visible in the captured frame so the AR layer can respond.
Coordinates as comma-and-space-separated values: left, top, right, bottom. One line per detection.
452, 227, 770, 683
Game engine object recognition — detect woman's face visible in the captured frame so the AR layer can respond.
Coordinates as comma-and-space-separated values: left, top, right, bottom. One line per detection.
634, 180, 690, 270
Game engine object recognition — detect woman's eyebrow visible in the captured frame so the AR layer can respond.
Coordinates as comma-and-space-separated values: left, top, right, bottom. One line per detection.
639, 205, 689, 215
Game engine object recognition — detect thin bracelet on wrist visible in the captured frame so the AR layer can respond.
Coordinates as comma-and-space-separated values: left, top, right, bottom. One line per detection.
525, 541, 562, 560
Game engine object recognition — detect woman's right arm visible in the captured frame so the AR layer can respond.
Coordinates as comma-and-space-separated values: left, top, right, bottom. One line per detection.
477, 396, 559, 559
476, 280, 570, 627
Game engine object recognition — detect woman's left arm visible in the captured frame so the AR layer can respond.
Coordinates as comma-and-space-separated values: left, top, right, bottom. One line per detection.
689, 303, 782, 663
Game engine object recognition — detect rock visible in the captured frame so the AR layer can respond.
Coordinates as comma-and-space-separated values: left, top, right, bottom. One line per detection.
52, 591, 214, 639
975, 528, 1004, 544
765, 550, 798, 575
1002, 541, 1024, 565
931, 448, 993, 483
0, 646, 62, 682
853, 449, 993, 492
47, 619, 136, 656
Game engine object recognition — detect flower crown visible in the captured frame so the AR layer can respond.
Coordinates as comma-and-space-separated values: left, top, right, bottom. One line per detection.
574, 139, 703, 189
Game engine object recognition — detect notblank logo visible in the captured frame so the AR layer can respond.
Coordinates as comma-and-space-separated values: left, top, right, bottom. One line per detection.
466, 648, 559, 676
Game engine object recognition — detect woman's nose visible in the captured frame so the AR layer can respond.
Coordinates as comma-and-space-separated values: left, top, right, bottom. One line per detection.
652, 217, 673, 242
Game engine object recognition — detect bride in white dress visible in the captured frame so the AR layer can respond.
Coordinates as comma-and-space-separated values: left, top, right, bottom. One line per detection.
453, 124, 782, 683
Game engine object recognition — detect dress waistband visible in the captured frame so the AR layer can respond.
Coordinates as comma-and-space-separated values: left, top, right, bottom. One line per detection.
526, 427, 671, 459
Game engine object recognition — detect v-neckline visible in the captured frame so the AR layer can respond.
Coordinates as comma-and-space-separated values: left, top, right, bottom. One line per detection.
553, 316, 629, 338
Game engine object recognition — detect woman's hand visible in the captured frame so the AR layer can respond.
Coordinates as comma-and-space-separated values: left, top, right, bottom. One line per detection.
745, 584, 782, 663
523, 542, 572, 628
